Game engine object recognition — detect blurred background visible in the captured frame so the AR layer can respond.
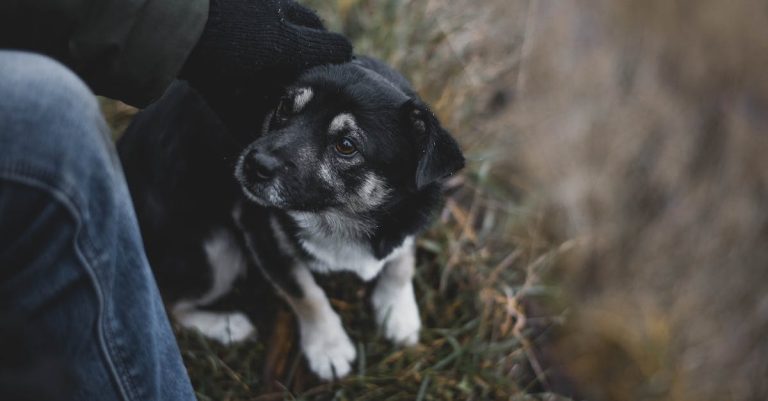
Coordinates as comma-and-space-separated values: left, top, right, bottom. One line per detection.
103, 0, 768, 399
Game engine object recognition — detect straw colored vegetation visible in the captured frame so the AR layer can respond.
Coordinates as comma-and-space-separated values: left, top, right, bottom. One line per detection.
102, 0, 768, 400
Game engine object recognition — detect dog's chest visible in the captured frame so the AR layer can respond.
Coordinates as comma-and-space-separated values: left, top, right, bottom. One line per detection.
299, 234, 413, 281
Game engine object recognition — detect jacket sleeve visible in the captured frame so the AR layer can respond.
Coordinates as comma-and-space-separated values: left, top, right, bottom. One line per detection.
0, 0, 208, 107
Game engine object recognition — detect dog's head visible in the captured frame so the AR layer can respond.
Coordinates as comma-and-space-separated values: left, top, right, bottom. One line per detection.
234, 61, 464, 213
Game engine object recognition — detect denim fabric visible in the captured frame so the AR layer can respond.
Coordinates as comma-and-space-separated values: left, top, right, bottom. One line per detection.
0, 51, 196, 401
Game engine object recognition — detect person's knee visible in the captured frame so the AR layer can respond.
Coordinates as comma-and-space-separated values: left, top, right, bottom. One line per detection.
0, 51, 116, 201
0, 51, 101, 121
0, 51, 109, 155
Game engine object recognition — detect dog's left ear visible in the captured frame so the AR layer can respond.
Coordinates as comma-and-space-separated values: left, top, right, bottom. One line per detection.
404, 100, 465, 189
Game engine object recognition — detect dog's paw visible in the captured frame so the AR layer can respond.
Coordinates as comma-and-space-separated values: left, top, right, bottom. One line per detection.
300, 316, 357, 380
175, 310, 256, 344
372, 282, 421, 346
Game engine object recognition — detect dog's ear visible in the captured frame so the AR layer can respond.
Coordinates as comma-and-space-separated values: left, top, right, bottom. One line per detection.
404, 100, 465, 189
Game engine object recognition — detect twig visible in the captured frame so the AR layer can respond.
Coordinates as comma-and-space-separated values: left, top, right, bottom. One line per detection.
501, 239, 579, 389
515, 0, 539, 97
440, 182, 483, 293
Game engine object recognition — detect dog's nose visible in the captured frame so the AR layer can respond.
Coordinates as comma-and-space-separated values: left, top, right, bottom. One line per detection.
242, 151, 281, 182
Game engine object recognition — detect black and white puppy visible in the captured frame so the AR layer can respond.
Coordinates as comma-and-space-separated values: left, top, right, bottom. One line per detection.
118, 56, 464, 379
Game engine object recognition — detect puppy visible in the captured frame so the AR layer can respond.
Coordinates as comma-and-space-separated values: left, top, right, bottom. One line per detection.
118, 56, 464, 379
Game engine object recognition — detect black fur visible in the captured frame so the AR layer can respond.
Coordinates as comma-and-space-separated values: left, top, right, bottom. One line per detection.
118, 55, 464, 321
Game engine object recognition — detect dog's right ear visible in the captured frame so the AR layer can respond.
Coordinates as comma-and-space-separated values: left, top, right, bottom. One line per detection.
403, 100, 465, 190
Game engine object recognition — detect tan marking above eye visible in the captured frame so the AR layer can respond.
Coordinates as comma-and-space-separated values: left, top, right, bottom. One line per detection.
329, 113, 357, 134
293, 87, 313, 112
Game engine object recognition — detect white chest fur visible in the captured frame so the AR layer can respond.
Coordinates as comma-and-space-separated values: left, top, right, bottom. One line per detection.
300, 232, 414, 281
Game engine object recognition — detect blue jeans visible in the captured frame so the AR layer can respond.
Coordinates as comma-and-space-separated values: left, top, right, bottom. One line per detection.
0, 51, 196, 401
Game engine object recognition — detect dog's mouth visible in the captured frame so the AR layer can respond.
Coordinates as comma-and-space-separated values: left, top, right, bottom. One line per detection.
238, 183, 268, 206
235, 171, 298, 210
234, 159, 273, 207
235, 177, 338, 213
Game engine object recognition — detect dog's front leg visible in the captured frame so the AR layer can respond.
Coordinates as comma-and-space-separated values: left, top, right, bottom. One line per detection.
371, 240, 421, 345
280, 264, 357, 380
238, 208, 356, 379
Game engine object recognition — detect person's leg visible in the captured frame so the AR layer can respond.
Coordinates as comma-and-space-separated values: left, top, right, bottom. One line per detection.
0, 51, 196, 401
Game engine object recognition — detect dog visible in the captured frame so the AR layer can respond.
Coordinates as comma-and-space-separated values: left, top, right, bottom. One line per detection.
117, 56, 465, 379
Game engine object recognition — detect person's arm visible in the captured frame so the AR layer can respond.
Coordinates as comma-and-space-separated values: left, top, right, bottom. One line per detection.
0, 0, 208, 107
0, 0, 352, 109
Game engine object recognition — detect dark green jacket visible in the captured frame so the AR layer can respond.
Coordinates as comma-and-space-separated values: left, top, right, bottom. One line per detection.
0, 0, 208, 107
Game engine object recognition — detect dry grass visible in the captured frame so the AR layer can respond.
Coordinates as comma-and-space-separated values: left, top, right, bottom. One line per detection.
103, 0, 768, 400
513, 1, 768, 400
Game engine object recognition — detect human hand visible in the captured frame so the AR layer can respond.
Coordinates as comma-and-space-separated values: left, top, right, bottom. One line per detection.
179, 0, 352, 129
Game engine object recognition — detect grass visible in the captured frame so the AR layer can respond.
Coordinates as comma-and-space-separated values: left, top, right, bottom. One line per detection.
103, 0, 572, 399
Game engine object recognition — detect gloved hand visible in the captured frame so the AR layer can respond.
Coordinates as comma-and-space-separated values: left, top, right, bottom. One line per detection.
179, 0, 352, 130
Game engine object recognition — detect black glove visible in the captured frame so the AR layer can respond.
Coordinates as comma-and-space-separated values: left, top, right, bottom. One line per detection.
179, 0, 352, 130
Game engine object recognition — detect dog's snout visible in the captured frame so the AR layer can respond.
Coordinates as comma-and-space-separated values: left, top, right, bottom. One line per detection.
243, 150, 282, 182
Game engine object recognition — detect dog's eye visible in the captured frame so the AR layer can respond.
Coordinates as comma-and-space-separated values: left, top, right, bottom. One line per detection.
334, 137, 357, 156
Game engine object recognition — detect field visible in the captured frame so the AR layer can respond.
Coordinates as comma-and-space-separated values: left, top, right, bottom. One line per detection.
103, 0, 768, 400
